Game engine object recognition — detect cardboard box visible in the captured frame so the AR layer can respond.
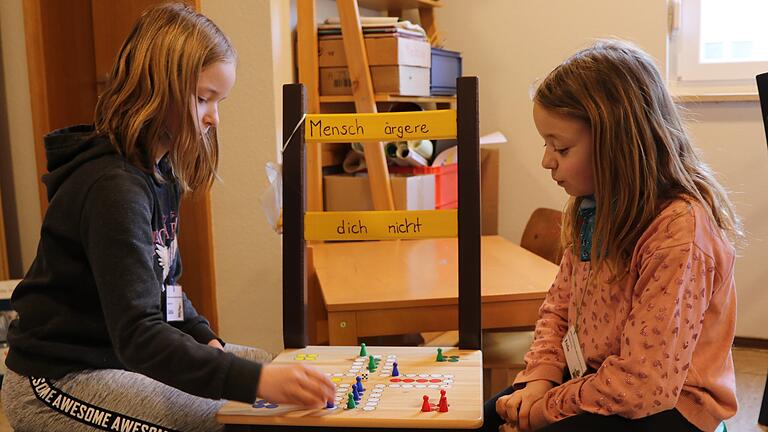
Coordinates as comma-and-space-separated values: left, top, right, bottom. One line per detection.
324, 174, 435, 211
320, 65, 430, 96
318, 36, 431, 68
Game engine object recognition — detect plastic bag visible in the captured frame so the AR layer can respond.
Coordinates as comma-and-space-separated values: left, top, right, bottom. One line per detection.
259, 162, 282, 234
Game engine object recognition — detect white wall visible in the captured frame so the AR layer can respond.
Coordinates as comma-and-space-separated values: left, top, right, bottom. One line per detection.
435, 0, 768, 338
201, 0, 291, 354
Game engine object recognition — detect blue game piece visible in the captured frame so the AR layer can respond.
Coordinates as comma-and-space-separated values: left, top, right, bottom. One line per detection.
352, 384, 361, 401
265, 404, 279, 409
326, 399, 335, 409
392, 361, 400, 377
356, 376, 365, 392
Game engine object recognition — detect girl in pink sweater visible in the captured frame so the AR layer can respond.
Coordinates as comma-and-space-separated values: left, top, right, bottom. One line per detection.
485, 40, 742, 432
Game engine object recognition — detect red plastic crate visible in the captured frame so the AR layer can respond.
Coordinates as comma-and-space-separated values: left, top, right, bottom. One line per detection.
388, 164, 458, 209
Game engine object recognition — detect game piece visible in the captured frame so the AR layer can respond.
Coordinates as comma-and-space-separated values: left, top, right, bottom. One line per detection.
353, 384, 361, 401
421, 395, 431, 412
438, 389, 446, 406
356, 375, 365, 392
392, 361, 400, 376
368, 355, 377, 371
346, 393, 356, 409
438, 394, 449, 412
436, 347, 445, 362
326, 399, 335, 409
359, 342, 367, 357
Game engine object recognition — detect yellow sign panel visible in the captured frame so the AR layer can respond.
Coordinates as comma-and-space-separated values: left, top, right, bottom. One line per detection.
304, 110, 456, 143
304, 210, 457, 241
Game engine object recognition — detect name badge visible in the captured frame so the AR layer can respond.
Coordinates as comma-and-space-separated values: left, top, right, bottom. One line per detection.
561, 326, 587, 379
165, 284, 184, 322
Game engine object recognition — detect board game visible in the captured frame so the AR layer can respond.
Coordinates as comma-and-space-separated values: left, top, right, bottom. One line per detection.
217, 345, 483, 429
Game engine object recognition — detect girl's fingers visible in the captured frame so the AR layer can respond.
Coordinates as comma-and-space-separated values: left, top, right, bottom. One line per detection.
518, 396, 533, 432
505, 393, 522, 426
496, 395, 511, 419
303, 366, 336, 400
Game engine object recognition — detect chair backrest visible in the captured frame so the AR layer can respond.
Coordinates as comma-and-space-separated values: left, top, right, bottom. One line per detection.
520, 208, 564, 265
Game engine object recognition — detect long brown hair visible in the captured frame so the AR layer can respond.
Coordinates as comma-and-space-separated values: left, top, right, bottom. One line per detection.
94, 2, 235, 192
534, 39, 742, 279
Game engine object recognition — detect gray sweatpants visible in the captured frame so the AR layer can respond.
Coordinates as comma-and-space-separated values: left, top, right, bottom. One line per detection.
1, 344, 272, 432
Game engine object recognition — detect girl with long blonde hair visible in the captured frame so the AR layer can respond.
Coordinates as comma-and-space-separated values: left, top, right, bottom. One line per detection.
2, 4, 333, 431
487, 39, 740, 432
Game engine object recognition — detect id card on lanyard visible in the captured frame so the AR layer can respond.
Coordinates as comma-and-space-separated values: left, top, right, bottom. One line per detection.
562, 326, 587, 379
164, 283, 184, 322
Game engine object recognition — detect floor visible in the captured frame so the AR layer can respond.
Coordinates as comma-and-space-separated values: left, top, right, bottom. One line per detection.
0, 347, 765, 431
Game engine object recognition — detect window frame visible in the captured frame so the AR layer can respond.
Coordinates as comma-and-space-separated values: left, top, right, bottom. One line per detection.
670, 0, 768, 95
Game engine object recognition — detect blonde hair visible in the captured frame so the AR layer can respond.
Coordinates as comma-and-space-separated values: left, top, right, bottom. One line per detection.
94, 2, 235, 192
534, 39, 742, 278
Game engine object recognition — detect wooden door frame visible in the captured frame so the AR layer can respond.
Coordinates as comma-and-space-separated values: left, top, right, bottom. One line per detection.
21, 0, 218, 332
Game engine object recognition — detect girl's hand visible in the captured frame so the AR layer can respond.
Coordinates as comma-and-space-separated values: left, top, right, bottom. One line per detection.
496, 380, 554, 430
526, 398, 548, 431
257, 364, 336, 408
207, 339, 224, 351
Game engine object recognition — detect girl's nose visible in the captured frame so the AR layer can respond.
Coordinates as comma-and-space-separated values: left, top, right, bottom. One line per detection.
541, 148, 556, 169
203, 107, 219, 130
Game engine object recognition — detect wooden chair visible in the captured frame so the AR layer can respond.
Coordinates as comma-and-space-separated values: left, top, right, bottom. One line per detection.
519, 207, 564, 265
481, 208, 563, 398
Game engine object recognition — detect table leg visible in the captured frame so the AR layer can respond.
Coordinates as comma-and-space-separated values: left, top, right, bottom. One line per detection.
759, 370, 768, 425
327, 311, 359, 345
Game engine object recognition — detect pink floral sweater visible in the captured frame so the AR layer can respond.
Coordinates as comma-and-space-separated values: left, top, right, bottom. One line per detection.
513, 199, 738, 431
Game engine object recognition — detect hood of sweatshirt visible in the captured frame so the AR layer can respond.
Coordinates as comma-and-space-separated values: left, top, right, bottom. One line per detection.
41, 124, 118, 202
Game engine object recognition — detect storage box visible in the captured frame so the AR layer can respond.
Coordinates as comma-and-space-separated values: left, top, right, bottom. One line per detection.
385, 147, 499, 234
430, 47, 462, 96
320, 65, 430, 96
318, 36, 431, 68
324, 174, 435, 211
388, 164, 458, 209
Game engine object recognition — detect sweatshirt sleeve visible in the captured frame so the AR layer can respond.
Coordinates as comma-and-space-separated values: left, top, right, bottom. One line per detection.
81, 171, 260, 403
539, 242, 714, 422
512, 250, 573, 387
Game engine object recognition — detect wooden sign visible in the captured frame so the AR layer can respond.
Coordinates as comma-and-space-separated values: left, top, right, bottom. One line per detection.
304, 110, 457, 143
304, 210, 458, 241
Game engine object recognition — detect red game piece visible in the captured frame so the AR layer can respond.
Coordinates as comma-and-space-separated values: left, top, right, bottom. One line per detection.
421, 395, 432, 412
438, 390, 449, 412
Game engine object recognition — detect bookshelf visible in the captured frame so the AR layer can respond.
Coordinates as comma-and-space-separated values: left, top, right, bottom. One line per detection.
296, 0, 452, 212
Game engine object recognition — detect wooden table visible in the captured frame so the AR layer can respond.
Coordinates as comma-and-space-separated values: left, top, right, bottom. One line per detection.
218, 346, 483, 431
310, 236, 559, 345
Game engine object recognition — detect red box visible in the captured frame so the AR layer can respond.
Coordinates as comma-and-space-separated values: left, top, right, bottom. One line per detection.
389, 164, 458, 209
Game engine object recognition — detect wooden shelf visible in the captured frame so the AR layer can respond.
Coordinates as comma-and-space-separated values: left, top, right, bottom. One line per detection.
356, 0, 442, 11
320, 94, 456, 104
673, 93, 759, 103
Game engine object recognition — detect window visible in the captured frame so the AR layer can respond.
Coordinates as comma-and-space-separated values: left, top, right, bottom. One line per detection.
671, 0, 768, 87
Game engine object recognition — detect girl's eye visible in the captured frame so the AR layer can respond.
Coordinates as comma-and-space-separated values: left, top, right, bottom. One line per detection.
555, 147, 569, 155
197, 97, 207, 104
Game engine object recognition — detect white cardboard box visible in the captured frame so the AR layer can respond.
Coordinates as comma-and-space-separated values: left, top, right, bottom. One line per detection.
319, 65, 430, 96
318, 36, 431, 68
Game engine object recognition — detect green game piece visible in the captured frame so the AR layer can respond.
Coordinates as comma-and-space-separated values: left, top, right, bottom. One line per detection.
448, 358, 459, 362
359, 343, 368, 357
346, 393, 356, 409
368, 355, 377, 371
436, 347, 445, 362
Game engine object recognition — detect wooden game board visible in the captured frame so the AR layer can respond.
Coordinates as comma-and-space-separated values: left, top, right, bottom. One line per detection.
217, 346, 483, 429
